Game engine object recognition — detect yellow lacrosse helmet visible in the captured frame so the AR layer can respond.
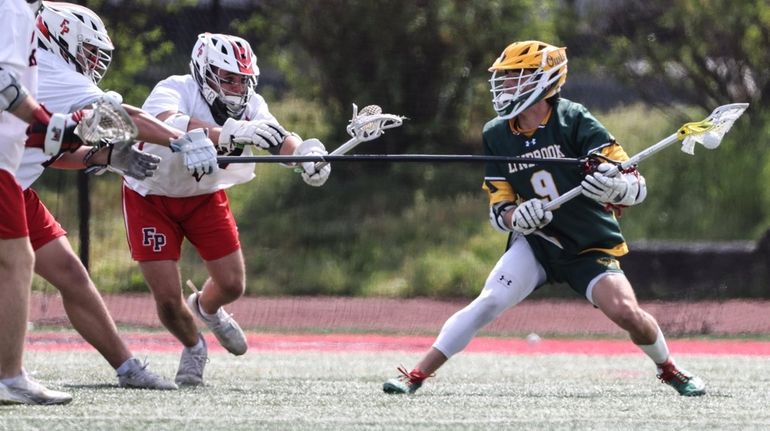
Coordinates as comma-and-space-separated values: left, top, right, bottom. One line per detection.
488, 41, 568, 119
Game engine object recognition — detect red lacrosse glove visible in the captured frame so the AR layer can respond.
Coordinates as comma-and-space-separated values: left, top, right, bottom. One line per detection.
25, 105, 85, 156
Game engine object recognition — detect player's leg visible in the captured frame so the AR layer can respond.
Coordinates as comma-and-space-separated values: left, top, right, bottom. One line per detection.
0, 236, 34, 380
590, 272, 705, 396
35, 238, 177, 390
384, 235, 546, 394
122, 185, 207, 386
140, 259, 207, 386
184, 190, 247, 355
140, 260, 200, 345
0, 171, 70, 405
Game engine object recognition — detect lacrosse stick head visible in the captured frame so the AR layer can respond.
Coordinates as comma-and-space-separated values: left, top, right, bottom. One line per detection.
75, 94, 138, 147
678, 103, 749, 154
346, 103, 404, 141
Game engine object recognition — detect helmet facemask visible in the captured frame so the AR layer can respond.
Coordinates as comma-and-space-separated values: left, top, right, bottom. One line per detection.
76, 42, 112, 84
203, 65, 257, 118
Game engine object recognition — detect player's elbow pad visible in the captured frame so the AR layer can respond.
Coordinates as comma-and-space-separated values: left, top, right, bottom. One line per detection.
0, 67, 28, 113
489, 202, 515, 233
164, 113, 191, 132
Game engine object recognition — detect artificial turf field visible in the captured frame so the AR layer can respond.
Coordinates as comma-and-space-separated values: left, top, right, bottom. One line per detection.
2, 331, 770, 430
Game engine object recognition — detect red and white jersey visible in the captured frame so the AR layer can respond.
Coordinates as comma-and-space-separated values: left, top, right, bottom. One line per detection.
16, 48, 104, 189
0, 0, 37, 175
124, 74, 275, 197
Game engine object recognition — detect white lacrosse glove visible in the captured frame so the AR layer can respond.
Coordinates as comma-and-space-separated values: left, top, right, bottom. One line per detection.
218, 118, 288, 152
169, 128, 219, 176
511, 199, 553, 235
581, 162, 646, 206
294, 138, 331, 187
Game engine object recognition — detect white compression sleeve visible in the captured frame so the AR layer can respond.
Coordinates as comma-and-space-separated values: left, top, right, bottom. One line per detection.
433, 236, 545, 357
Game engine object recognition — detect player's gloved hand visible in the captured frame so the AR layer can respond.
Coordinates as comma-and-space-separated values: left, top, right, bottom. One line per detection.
511, 198, 553, 235
581, 162, 644, 206
294, 138, 331, 187
26, 105, 85, 156
169, 128, 219, 176
83, 141, 161, 181
109, 142, 161, 180
218, 118, 288, 152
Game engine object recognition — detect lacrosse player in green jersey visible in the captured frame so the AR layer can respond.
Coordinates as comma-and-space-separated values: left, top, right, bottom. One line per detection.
384, 40, 705, 397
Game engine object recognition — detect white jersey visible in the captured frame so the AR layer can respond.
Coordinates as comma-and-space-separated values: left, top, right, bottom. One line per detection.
16, 48, 104, 189
124, 75, 273, 197
0, 0, 37, 175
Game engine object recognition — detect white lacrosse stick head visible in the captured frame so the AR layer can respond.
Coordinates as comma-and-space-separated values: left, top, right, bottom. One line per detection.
75, 94, 138, 146
346, 103, 404, 141
679, 103, 749, 154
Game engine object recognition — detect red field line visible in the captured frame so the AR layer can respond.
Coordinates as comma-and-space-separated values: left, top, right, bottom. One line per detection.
25, 332, 770, 356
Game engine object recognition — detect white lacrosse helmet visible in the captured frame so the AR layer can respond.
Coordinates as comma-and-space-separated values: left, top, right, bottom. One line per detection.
27, 0, 42, 14
190, 32, 259, 120
35, 1, 114, 84
488, 40, 568, 120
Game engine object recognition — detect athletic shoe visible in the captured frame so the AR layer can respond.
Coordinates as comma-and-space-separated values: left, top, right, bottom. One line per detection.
187, 292, 247, 356
0, 372, 72, 405
657, 360, 706, 396
383, 366, 430, 394
175, 335, 208, 387
118, 358, 178, 390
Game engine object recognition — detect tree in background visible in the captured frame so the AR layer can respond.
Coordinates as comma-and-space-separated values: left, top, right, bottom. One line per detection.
236, 0, 559, 154
559, 0, 769, 116
556, 0, 770, 239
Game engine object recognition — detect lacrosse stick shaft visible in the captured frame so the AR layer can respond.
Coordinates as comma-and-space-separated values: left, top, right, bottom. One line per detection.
217, 154, 586, 165
543, 132, 679, 210
313, 135, 361, 170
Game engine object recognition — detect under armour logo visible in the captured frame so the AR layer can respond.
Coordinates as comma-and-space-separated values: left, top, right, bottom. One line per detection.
524, 138, 537, 147
498, 274, 513, 286
142, 227, 167, 252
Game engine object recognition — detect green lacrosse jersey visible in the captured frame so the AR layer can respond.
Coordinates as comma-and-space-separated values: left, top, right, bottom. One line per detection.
482, 98, 630, 256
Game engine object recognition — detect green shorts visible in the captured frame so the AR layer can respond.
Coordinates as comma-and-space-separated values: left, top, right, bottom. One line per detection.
523, 234, 624, 297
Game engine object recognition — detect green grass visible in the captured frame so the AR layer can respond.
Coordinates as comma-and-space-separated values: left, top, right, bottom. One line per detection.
2, 348, 768, 430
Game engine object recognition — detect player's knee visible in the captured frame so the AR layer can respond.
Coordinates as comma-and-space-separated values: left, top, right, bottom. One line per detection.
53, 264, 91, 291
604, 300, 643, 329
214, 276, 245, 299
155, 295, 186, 320
469, 289, 513, 322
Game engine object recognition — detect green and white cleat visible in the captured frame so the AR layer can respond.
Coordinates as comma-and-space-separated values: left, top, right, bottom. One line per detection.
383, 366, 428, 395
657, 360, 706, 396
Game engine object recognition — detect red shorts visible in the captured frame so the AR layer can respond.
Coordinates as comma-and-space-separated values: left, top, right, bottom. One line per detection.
0, 170, 28, 239
24, 188, 67, 250
122, 185, 240, 262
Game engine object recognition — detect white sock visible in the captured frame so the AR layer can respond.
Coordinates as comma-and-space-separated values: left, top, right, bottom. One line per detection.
637, 326, 670, 365
116, 357, 139, 375
0, 370, 27, 386
196, 296, 219, 321
187, 334, 205, 351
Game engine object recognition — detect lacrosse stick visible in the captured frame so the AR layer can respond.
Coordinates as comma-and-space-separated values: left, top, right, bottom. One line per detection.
312, 103, 404, 170
543, 102, 749, 211
217, 104, 404, 166
75, 94, 138, 146
217, 153, 588, 166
